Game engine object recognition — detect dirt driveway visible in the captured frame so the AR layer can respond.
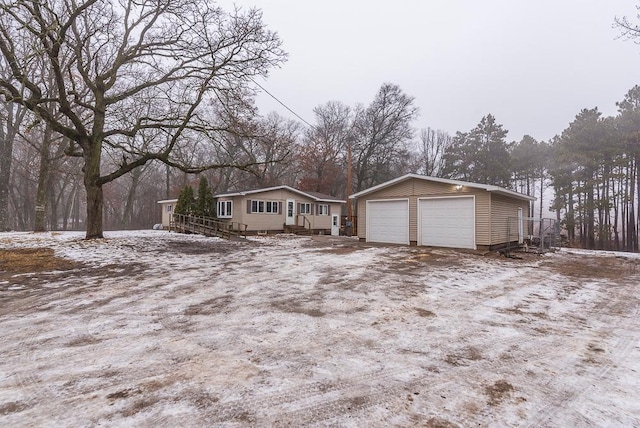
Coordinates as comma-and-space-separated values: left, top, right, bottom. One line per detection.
1, 231, 639, 427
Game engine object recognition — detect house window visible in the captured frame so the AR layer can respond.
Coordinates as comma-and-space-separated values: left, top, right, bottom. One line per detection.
217, 200, 232, 218
318, 204, 329, 215
166, 204, 173, 212
251, 200, 279, 214
251, 200, 264, 213
266, 201, 278, 213
299, 203, 311, 215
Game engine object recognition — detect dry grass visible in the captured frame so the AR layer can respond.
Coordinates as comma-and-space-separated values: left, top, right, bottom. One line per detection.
485, 380, 515, 406
545, 255, 639, 280
0, 248, 78, 274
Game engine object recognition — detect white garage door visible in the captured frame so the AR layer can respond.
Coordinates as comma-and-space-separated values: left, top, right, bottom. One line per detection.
419, 197, 475, 249
367, 200, 409, 244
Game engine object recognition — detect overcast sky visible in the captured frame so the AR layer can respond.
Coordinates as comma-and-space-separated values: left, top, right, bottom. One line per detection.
219, 0, 640, 142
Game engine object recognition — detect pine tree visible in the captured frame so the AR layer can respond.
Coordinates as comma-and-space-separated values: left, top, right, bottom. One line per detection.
195, 177, 215, 217
441, 114, 511, 186
175, 186, 195, 215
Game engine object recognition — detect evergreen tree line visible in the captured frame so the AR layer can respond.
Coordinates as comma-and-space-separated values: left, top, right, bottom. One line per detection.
174, 178, 215, 217
439, 86, 640, 252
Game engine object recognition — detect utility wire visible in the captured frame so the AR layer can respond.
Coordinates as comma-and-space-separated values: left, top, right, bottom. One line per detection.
250, 77, 315, 129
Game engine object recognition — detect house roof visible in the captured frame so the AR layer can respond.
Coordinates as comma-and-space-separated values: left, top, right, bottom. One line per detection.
214, 186, 346, 203
349, 174, 536, 202
157, 199, 178, 204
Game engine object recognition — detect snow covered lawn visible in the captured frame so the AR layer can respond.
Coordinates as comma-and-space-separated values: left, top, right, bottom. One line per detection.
1, 230, 639, 427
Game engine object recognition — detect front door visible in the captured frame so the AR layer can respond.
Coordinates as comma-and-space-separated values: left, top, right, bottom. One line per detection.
286, 199, 295, 225
331, 214, 340, 236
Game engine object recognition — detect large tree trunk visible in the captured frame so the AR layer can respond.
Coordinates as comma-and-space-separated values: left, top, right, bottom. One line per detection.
629, 159, 637, 252
34, 123, 54, 232
0, 140, 12, 231
122, 168, 142, 230
84, 141, 104, 239
0, 104, 24, 231
165, 164, 171, 199
610, 170, 615, 249
587, 179, 595, 250
567, 186, 575, 244
635, 156, 640, 252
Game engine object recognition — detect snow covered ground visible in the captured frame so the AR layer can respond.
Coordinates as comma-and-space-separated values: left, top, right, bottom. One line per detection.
0, 230, 639, 427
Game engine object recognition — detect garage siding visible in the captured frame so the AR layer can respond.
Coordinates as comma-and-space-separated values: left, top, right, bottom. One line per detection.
490, 194, 527, 245
475, 193, 491, 246
356, 179, 492, 245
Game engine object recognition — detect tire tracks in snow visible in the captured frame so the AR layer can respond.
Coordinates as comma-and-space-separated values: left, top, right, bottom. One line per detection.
523, 274, 640, 427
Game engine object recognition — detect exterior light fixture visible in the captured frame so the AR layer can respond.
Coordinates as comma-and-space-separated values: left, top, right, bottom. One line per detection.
455, 184, 463, 191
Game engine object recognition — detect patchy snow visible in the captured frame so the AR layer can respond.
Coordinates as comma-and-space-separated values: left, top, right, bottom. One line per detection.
559, 247, 640, 260
1, 230, 639, 427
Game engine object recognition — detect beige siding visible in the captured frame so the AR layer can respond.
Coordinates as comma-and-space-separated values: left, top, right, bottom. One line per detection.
357, 198, 367, 239
158, 202, 176, 228
490, 194, 528, 245
356, 179, 492, 245
475, 192, 491, 246
219, 190, 342, 231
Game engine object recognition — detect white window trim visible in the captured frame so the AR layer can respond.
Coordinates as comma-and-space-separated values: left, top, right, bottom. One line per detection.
266, 201, 278, 214
299, 202, 311, 215
251, 199, 279, 214
318, 204, 329, 216
217, 200, 233, 219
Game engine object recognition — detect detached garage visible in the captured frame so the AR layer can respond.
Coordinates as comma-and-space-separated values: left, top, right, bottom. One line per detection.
351, 174, 535, 250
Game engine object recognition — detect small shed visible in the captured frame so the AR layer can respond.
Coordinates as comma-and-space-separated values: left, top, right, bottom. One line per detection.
350, 174, 535, 250
157, 199, 178, 229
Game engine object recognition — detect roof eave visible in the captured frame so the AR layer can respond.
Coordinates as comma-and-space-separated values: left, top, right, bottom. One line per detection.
214, 186, 345, 203
315, 199, 347, 204
491, 189, 536, 202
349, 173, 535, 201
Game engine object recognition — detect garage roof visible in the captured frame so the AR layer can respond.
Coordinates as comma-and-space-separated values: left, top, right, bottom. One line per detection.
350, 174, 536, 202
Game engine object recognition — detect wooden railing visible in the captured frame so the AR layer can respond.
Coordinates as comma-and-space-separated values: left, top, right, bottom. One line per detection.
171, 213, 247, 239
297, 214, 311, 231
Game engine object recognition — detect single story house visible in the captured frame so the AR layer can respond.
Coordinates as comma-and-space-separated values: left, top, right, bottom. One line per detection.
157, 199, 178, 229
213, 186, 345, 235
350, 174, 535, 250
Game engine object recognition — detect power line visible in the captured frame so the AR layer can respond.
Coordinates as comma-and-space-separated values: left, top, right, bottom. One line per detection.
249, 77, 315, 129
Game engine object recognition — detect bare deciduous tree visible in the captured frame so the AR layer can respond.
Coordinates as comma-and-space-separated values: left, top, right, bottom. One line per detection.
0, 0, 286, 238
351, 83, 419, 192
297, 101, 352, 196
0, 97, 26, 231
417, 127, 452, 177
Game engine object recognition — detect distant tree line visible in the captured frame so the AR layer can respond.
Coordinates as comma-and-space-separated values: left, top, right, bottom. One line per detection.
2, 1, 640, 252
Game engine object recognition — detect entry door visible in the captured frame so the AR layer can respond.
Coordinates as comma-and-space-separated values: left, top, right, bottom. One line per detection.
331, 214, 340, 236
285, 199, 295, 225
